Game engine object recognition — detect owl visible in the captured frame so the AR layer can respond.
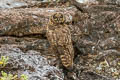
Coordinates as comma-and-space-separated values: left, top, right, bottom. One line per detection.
46, 13, 74, 70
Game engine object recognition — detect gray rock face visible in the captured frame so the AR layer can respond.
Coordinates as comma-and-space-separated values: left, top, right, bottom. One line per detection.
0, 0, 28, 9
0, 0, 52, 9
0, 0, 120, 80
0, 45, 64, 80
70, 1, 120, 79
73, 7, 120, 54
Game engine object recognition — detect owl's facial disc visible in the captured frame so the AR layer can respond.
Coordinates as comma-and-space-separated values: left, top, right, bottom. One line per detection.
52, 13, 65, 24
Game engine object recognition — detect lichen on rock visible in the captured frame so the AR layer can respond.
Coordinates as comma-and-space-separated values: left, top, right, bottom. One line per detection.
0, 45, 64, 80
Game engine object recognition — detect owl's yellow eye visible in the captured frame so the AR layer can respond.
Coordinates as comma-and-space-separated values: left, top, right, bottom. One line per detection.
54, 18, 57, 21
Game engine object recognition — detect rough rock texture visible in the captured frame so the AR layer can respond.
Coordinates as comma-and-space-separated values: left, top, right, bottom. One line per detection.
71, 0, 120, 80
74, 10, 120, 54
0, 0, 120, 80
0, 0, 68, 9
0, 45, 64, 80
0, 0, 53, 9
0, 37, 49, 54
0, 7, 76, 36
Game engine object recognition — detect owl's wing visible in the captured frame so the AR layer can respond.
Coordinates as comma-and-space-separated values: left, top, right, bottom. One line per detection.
46, 24, 74, 69
56, 25, 73, 45
56, 26, 74, 69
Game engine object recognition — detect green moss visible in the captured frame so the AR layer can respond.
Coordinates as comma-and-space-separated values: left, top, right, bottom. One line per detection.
0, 71, 28, 80
0, 56, 9, 68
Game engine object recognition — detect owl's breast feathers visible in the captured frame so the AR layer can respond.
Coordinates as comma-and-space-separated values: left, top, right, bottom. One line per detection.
46, 24, 72, 46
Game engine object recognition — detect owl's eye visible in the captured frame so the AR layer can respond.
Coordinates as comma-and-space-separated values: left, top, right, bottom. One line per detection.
60, 15, 63, 18
53, 15, 57, 19
54, 18, 57, 21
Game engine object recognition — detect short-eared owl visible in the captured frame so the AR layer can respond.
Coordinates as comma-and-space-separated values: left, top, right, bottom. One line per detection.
46, 13, 74, 70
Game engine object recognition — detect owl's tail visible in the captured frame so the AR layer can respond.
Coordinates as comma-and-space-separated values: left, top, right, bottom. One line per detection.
60, 54, 73, 70
57, 46, 74, 70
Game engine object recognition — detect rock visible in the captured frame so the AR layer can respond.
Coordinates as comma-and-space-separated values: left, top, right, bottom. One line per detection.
72, 7, 120, 54
0, 37, 49, 56
0, 44, 64, 80
0, 0, 51, 9
0, 0, 120, 80
0, 0, 69, 9
76, 0, 98, 4
0, 7, 76, 36
0, 0, 27, 9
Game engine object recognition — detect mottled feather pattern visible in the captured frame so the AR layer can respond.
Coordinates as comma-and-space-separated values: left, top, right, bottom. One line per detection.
46, 13, 74, 69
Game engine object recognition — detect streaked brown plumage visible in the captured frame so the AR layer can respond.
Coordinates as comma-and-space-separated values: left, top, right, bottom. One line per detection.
46, 13, 74, 69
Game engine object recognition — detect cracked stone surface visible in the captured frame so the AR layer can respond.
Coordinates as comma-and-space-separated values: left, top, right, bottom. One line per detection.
0, 0, 120, 80
0, 45, 64, 80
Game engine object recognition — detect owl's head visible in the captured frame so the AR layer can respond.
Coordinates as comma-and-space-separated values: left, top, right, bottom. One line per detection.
50, 13, 65, 24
